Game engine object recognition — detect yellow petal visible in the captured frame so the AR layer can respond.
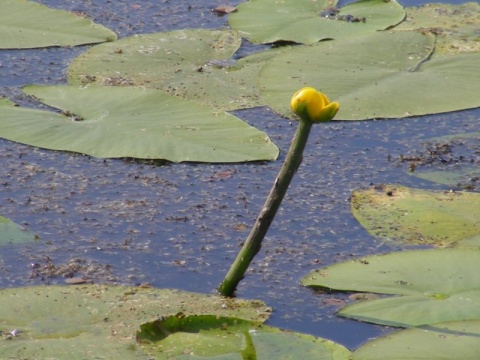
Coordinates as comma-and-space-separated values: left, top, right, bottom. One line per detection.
318, 92, 331, 106
311, 101, 340, 123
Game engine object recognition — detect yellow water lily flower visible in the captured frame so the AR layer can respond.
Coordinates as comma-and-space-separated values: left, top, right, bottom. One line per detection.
290, 87, 339, 123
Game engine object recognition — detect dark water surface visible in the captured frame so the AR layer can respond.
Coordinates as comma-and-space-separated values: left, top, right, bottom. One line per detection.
0, 0, 478, 350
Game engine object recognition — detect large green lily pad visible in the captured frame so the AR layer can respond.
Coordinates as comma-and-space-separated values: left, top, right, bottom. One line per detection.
0, 85, 279, 162
405, 132, 480, 190
138, 313, 351, 359
0, 285, 271, 359
0, 216, 37, 245
68, 29, 282, 112
301, 248, 480, 327
338, 289, 480, 327
411, 166, 480, 190
350, 184, 480, 245
301, 249, 480, 296
458, 235, 480, 249
352, 320, 480, 359
258, 30, 480, 120
0, 0, 116, 49
228, 0, 405, 44
395, 2, 480, 55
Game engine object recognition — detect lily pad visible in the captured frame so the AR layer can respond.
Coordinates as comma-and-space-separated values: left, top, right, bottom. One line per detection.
457, 235, 480, 249
411, 166, 480, 189
259, 30, 480, 120
228, 0, 405, 44
395, 2, 480, 55
301, 248, 480, 326
0, 0, 116, 49
338, 289, 480, 327
404, 133, 480, 190
138, 313, 351, 359
352, 320, 480, 359
350, 184, 480, 245
0, 216, 37, 245
0, 284, 271, 359
68, 29, 282, 112
0, 85, 279, 162
301, 248, 480, 296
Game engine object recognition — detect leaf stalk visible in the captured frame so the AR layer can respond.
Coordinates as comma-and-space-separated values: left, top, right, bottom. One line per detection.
218, 119, 313, 296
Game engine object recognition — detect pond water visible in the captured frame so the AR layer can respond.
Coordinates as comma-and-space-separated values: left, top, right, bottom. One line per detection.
0, 0, 478, 350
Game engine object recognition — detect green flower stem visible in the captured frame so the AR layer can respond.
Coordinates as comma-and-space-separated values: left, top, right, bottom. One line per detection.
218, 118, 313, 297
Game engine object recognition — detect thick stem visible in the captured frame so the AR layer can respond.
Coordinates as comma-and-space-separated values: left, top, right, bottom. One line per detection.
218, 119, 313, 296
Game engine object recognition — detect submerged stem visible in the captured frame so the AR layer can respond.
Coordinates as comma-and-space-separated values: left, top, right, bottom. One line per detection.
218, 119, 313, 297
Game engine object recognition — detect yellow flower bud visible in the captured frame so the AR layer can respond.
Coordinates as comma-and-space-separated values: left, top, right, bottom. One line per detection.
290, 87, 339, 123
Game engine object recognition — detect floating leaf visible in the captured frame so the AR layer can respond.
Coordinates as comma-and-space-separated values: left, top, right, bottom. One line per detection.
457, 235, 480, 249
0, 285, 271, 359
0, 0, 116, 49
68, 29, 281, 112
0, 216, 37, 245
339, 289, 480, 327
405, 132, 480, 190
212, 6, 237, 14
228, 0, 405, 44
0, 85, 279, 162
138, 313, 351, 359
350, 184, 480, 245
411, 166, 480, 190
301, 248, 480, 326
352, 320, 480, 360
395, 2, 480, 55
259, 30, 480, 120
301, 248, 480, 295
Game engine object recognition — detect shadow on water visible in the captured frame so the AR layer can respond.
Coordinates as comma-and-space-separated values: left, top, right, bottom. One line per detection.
0, 0, 478, 350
